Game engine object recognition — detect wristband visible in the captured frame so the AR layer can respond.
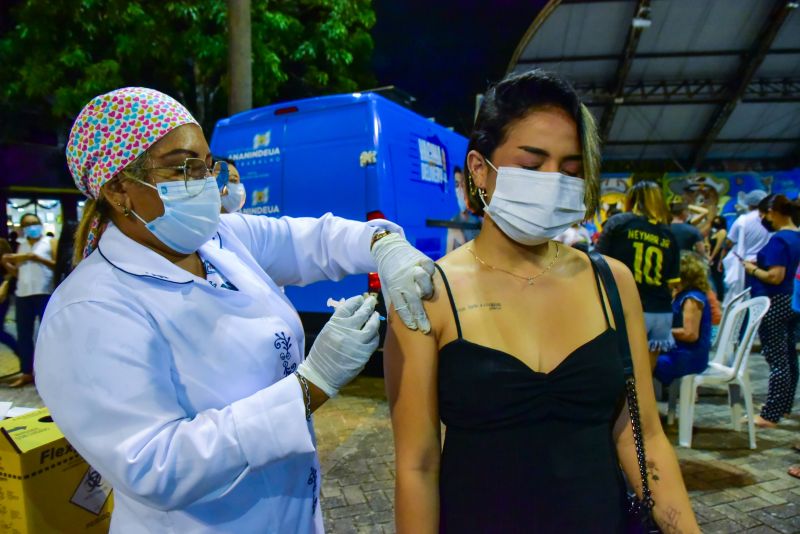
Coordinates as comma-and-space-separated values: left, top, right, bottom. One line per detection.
294, 372, 311, 421
370, 229, 392, 250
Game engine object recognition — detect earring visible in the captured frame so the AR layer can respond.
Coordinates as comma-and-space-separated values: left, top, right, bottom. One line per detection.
468, 172, 478, 195
116, 202, 130, 217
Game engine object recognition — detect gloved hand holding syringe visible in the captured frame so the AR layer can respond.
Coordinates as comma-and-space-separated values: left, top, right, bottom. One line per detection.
326, 295, 386, 321
296, 294, 384, 399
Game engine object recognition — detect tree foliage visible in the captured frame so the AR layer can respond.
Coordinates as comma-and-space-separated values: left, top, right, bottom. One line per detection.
0, 0, 376, 137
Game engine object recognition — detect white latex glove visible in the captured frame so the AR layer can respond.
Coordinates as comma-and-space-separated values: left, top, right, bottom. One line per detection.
370, 233, 435, 333
297, 295, 380, 397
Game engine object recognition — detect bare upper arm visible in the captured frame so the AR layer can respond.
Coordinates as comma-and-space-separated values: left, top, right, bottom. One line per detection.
604, 257, 663, 442
384, 273, 445, 472
681, 298, 703, 340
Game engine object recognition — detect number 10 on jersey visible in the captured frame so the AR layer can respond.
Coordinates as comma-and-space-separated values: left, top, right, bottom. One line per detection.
631, 242, 663, 286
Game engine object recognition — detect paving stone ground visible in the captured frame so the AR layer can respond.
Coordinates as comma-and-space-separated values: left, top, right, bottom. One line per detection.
3, 321, 800, 533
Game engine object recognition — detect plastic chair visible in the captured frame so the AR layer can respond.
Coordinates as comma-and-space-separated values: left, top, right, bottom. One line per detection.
677, 296, 770, 449
664, 286, 751, 424
711, 287, 751, 356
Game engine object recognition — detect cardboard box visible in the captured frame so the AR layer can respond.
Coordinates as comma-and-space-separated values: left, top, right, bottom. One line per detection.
0, 408, 113, 533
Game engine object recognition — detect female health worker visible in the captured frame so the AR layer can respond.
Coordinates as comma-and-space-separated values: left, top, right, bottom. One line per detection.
34, 87, 435, 533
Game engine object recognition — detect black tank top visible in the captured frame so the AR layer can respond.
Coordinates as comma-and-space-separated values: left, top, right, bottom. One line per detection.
435, 259, 628, 533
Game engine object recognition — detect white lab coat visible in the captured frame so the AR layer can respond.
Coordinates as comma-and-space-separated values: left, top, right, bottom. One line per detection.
34, 212, 400, 533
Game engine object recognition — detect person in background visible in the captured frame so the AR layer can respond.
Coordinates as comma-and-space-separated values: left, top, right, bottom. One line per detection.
596, 181, 681, 368
0, 238, 19, 360
387, 71, 698, 534
215, 157, 247, 214
669, 199, 706, 255
721, 189, 769, 306
445, 166, 482, 253
789, 261, 800, 479
0, 213, 56, 387
708, 215, 728, 300
7, 231, 19, 253
654, 252, 712, 387
554, 221, 591, 253
605, 205, 622, 220
742, 194, 800, 428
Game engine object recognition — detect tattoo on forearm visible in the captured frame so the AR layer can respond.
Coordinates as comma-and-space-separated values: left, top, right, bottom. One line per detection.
456, 302, 502, 312
647, 460, 660, 483
655, 506, 684, 534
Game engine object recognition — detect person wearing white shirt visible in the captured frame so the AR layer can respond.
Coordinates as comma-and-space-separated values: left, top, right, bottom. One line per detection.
1, 212, 57, 387
215, 157, 247, 214
35, 87, 435, 533
721, 190, 770, 305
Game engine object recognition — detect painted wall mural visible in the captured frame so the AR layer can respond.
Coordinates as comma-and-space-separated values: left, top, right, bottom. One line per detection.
599, 169, 800, 227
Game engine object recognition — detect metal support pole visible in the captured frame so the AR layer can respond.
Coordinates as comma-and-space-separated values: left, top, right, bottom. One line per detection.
227, 0, 253, 115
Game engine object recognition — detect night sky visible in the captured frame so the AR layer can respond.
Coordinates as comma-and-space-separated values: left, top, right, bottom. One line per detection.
371, 0, 548, 136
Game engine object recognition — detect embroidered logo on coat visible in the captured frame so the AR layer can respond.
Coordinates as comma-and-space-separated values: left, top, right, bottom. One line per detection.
274, 332, 296, 376
307, 466, 318, 515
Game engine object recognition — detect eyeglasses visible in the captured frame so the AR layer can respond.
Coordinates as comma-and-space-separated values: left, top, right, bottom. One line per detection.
147, 158, 228, 197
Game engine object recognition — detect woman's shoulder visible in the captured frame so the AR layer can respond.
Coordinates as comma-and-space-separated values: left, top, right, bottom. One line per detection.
46, 253, 144, 317
769, 229, 800, 249
679, 289, 708, 304
434, 245, 479, 297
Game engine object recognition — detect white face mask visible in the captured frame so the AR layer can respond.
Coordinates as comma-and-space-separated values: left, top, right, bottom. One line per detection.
479, 160, 586, 246
221, 182, 246, 213
455, 186, 467, 213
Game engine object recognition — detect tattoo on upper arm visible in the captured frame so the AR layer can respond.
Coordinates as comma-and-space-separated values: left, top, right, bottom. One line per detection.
456, 302, 502, 312
647, 460, 660, 483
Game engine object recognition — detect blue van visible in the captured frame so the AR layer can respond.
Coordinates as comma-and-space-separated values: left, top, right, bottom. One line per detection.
210, 92, 469, 347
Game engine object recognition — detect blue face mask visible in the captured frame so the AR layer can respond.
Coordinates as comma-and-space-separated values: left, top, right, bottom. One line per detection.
23, 224, 43, 239
132, 177, 221, 254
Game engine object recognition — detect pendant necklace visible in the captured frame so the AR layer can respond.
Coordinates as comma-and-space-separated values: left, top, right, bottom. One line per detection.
467, 242, 560, 286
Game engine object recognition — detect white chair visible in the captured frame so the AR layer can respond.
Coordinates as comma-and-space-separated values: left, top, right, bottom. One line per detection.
678, 296, 770, 449
710, 287, 751, 357
664, 286, 750, 425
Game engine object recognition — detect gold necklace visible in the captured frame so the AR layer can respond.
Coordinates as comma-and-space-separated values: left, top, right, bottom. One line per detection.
467, 242, 560, 286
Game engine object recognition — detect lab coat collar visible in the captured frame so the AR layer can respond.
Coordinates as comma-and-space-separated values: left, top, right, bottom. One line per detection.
97, 224, 223, 285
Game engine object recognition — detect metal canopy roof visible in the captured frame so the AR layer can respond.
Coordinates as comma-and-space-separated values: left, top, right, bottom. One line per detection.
508, 0, 800, 169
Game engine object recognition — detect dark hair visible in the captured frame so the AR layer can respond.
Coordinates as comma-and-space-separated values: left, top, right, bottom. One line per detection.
453, 166, 462, 174
712, 215, 727, 230
465, 69, 600, 218
759, 194, 800, 224
668, 198, 687, 216
213, 155, 237, 167
20, 213, 40, 225
606, 205, 622, 218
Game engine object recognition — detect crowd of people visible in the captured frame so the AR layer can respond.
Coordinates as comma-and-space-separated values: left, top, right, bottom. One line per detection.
552, 178, 800, 481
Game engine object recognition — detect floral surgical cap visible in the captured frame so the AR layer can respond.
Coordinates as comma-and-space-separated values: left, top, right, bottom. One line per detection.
66, 87, 198, 199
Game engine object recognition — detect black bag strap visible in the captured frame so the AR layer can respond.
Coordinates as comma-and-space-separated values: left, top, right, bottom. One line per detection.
588, 251, 656, 513
588, 251, 633, 377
